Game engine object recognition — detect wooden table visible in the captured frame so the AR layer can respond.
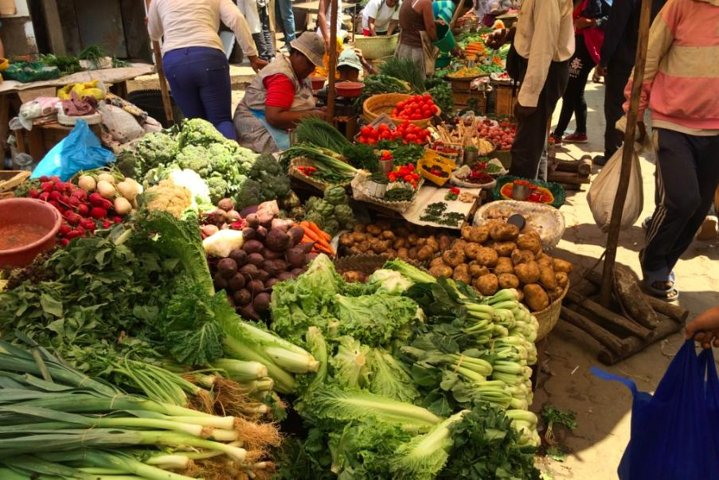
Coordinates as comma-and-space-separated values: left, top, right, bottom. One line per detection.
1, 64, 155, 166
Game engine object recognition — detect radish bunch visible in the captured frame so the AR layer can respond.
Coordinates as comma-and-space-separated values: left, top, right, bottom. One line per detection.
27, 176, 130, 246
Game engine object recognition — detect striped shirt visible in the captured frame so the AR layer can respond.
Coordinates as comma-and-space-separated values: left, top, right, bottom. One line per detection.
625, 0, 719, 134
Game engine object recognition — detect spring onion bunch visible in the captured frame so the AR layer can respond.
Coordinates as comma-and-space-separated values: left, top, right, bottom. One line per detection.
0, 340, 281, 479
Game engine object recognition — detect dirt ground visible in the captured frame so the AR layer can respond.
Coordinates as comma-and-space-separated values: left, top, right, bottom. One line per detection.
536, 80, 719, 479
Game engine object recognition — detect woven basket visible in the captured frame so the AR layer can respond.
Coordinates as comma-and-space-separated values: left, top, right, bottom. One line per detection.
534, 282, 569, 341
289, 156, 353, 192
353, 34, 400, 60
363, 93, 440, 128
351, 170, 422, 213
0, 171, 30, 200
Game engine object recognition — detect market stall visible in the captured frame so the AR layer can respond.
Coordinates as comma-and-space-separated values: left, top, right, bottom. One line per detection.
0, 13, 581, 477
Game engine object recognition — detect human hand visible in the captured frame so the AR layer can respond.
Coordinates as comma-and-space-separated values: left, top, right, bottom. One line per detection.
595, 65, 607, 77
486, 28, 510, 50
574, 17, 595, 30
514, 102, 536, 119
249, 56, 268, 72
686, 306, 719, 349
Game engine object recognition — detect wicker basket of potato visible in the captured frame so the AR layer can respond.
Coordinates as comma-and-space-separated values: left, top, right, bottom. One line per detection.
426, 222, 573, 340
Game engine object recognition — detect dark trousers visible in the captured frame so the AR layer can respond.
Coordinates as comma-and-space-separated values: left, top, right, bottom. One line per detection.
641, 129, 719, 280
554, 36, 596, 137
256, 4, 276, 61
603, 60, 633, 159
163, 47, 236, 140
510, 60, 570, 179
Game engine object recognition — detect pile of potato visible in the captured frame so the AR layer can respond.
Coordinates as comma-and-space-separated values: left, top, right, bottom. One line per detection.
428, 220, 572, 312
339, 222, 453, 262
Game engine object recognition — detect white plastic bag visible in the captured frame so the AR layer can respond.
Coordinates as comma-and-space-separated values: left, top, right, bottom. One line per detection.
587, 144, 644, 232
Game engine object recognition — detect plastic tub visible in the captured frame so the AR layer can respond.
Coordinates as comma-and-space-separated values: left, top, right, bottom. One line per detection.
0, 198, 62, 268
311, 76, 326, 90
335, 81, 364, 98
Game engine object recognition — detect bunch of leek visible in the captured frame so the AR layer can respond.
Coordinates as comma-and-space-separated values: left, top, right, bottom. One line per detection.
0, 340, 280, 479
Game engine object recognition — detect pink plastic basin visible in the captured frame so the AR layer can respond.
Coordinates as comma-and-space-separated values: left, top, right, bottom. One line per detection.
0, 198, 62, 268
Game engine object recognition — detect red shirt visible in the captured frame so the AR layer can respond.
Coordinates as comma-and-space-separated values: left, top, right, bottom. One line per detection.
263, 74, 295, 109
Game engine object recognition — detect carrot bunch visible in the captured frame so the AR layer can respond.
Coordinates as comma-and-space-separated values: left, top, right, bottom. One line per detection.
300, 221, 335, 256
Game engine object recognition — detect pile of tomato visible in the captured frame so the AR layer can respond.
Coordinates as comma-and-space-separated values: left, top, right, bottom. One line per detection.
387, 163, 421, 188
391, 94, 439, 121
477, 119, 517, 150
357, 121, 430, 145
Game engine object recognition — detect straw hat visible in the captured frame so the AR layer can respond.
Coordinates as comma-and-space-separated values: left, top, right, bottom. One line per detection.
290, 32, 326, 67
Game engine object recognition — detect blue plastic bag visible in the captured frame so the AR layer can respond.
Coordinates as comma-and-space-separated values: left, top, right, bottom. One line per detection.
31, 120, 115, 181
593, 341, 719, 480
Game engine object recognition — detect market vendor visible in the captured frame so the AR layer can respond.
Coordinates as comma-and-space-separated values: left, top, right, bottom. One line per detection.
362, 0, 400, 36
233, 32, 327, 154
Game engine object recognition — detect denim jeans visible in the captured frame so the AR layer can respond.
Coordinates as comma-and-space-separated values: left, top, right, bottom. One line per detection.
163, 47, 236, 140
275, 0, 296, 48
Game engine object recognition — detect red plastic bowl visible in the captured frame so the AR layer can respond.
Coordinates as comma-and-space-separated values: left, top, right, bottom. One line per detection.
0, 198, 62, 268
311, 76, 326, 90
335, 81, 364, 98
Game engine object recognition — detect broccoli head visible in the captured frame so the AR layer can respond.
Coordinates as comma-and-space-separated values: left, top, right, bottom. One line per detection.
175, 145, 211, 176
177, 118, 227, 148
204, 175, 230, 204
206, 143, 241, 175
250, 154, 282, 177
234, 178, 263, 210
133, 131, 179, 176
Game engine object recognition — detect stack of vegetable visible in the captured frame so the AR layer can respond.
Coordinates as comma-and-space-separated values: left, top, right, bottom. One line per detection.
267, 255, 541, 479
427, 221, 572, 311
339, 222, 453, 261
356, 121, 431, 146
205, 205, 316, 320
0, 212, 319, 408
117, 118, 291, 208
0, 341, 281, 479
303, 186, 355, 236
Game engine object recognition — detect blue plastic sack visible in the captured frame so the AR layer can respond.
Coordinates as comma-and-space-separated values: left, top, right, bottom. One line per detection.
593, 340, 719, 480
31, 120, 115, 181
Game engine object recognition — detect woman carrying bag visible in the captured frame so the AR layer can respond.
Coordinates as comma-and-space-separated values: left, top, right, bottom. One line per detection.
551, 0, 610, 144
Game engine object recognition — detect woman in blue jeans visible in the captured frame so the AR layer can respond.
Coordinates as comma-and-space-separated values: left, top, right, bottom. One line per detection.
148, 0, 267, 140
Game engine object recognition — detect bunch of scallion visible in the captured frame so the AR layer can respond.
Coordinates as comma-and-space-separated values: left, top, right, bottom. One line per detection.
282, 144, 358, 185
0, 340, 281, 480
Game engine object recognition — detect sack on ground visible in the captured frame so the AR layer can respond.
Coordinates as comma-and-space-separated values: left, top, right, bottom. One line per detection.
587, 145, 643, 231
31, 120, 115, 181
593, 341, 719, 480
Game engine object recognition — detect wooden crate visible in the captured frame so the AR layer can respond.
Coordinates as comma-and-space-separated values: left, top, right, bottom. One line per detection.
494, 84, 517, 117
14, 121, 103, 162
452, 91, 487, 114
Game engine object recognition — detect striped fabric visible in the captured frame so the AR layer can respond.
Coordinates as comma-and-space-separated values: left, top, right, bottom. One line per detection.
625, 0, 719, 132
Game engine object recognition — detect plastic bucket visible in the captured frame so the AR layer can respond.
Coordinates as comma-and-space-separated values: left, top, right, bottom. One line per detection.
433, 25, 456, 52
436, 54, 451, 68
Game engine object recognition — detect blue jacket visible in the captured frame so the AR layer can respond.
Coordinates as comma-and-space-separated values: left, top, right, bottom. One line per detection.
599, 0, 666, 68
